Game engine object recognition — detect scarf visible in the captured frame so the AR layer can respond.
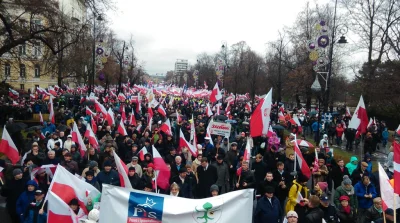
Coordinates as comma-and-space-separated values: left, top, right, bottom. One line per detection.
341, 182, 355, 195
342, 205, 351, 214
193, 158, 201, 165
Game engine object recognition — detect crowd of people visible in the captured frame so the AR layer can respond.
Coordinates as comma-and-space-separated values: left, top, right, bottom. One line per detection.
0, 88, 398, 223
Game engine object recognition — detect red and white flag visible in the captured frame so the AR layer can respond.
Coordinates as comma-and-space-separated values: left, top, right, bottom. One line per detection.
159, 119, 172, 136
209, 82, 222, 103
94, 99, 107, 116
39, 111, 43, 124
296, 191, 304, 204
48, 166, 100, 222
278, 111, 285, 121
90, 116, 97, 134
393, 141, 400, 194
0, 127, 19, 164
72, 122, 87, 157
48, 86, 57, 96
136, 93, 142, 114
345, 107, 352, 117
120, 105, 127, 123
190, 114, 197, 148
205, 103, 213, 117
138, 147, 148, 161
176, 110, 182, 123
214, 103, 221, 115
204, 81, 208, 89
179, 129, 197, 157
157, 104, 167, 117
118, 93, 126, 102
117, 120, 128, 136
367, 117, 376, 129
250, 88, 272, 137
245, 102, 252, 112
378, 163, 400, 210
47, 191, 81, 223
84, 124, 99, 149
129, 109, 137, 126
293, 139, 311, 179
152, 145, 171, 190
9, 88, 19, 97
147, 107, 154, 131
205, 119, 214, 146
396, 125, 400, 135
85, 106, 95, 116
312, 149, 319, 173
49, 96, 55, 124
266, 125, 274, 138
290, 114, 303, 132
106, 108, 115, 126
243, 137, 251, 164
112, 150, 132, 189
348, 95, 369, 137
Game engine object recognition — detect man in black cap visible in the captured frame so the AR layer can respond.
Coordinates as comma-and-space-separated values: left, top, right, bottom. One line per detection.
21, 190, 47, 223
170, 167, 193, 198
128, 167, 141, 189
319, 193, 337, 223
96, 160, 119, 191
1, 168, 27, 223
226, 142, 239, 190
213, 155, 229, 194
254, 186, 282, 223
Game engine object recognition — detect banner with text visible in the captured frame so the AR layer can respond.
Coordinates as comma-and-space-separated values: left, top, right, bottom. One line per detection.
99, 184, 253, 223
209, 121, 232, 137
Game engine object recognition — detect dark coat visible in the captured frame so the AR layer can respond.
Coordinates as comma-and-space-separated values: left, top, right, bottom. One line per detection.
22, 199, 47, 223
251, 161, 267, 184
237, 169, 256, 190
350, 168, 370, 186
196, 164, 218, 198
365, 205, 383, 222
170, 163, 185, 179
305, 207, 324, 223
128, 173, 141, 189
272, 169, 291, 201
257, 180, 277, 196
1, 176, 28, 214
336, 206, 355, 223
320, 204, 338, 223
96, 169, 120, 191
170, 175, 193, 198
254, 196, 282, 223
16, 180, 38, 219
331, 166, 350, 189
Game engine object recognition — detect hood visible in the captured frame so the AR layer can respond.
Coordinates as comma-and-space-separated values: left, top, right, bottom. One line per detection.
323, 134, 328, 139
350, 156, 358, 163
26, 180, 38, 190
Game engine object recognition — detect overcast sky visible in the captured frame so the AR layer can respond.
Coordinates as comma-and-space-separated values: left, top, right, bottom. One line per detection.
107, 0, 335, 75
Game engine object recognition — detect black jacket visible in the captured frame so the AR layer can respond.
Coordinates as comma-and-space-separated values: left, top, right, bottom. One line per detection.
320, 204, 338, 223
331, 166, 350, 189
305, 207, 324, 223
128, 173, 141, 189
365, 205, 383, 222
251, 161, 267, 184
170, 175, 193, 198
197, 164, 218, 198
272, 169, 290, 200
237, 169, 256, 190
257, 180, 278, 196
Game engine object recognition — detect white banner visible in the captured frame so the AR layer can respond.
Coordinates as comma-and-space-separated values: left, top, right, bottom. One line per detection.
99, 185, 254, 223
209, 121, 231, 137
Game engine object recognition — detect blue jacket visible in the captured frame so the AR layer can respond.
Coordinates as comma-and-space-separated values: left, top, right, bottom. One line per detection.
16, 180, 38, 221
97, 169, 120, 191
23, 199, 47, 223
254, 196, 282, 223
312, 122, 322, 132
354, 182, 377, 209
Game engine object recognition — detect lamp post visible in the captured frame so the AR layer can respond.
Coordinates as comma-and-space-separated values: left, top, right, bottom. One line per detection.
221, 41, 228, 88
89, 14, 103, 95
311, 75, 323, 144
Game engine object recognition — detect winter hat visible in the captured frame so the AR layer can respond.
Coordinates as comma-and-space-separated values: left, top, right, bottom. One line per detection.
179, 167, 187, 174
32, 142, 39, 147
128, 167, 136, 172
339, 195, 350, 201
317, 182, 328, 192
286, 211, 298, 218
88, 209, 100, 221
342, 175, 352, 186
196, 144, 202, 150
103, 160, 112, 167
13, 168, 22, 176
69, 198, 79, 206
147, 163, 154, 169
86, 170, 94, 177
296, 173, 308, 183
36, 168, 46, 175
89, 161, 98, 168
210, 184, 219, 193
265, 186, 275, 194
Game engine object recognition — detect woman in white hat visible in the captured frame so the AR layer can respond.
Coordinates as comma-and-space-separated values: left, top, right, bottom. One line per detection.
286, 211, 298, 223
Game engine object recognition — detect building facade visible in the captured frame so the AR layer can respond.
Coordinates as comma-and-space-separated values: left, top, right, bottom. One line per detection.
174, 59, 188, 75
0, 0, 86, 92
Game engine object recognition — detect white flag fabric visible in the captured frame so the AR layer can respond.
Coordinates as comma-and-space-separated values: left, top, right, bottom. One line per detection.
99, 185, 254, 223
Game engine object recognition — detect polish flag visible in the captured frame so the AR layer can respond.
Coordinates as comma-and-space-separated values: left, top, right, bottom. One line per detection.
72, 122, 87, 157
48, 165, 100, 220
190, 114, 197, 147
279, 104, 285, 113
138, 147, 148, 161
214, 103, 221, 115
266, 125, 274, 138
396, 125, 400, 135
9, 88, 19, 97
94, 100, 107, 116
120, 105, 127, 123
293, 139, 311, 179
209, 82, 222, 103
296, 191, 304, 204
39, 111, 43, 124
204, 81, 208, 89
205, 103, 213, 117
243, 137, 251, 164
0, 127, 19, 164
48, 86, 57, 96
348, 96, 369, 137
49, 96, 55, 124
112, 150, 133, 188
290, 114, 303, 132
106, 108, 115, 126
157, 104, 167, 117
30, 94, 36, 100
179, 129, 197, 157
345, 107, 352, 117
312, 149, 319, 173
136, 93, 142, 114
47, 191, 80, 223
378, 163, 400, 210
367, 118, 375, 129
129, 109, 137, 126
118, 93, 126, 101
169, 96, 174, 106
278, 111, 285, 121
159, 119, 172, 136
250, 88, 272, 137
117, 121, 128, 136
85, 106, 95, 116
394, 141, 400, 194
152, 145, 171, 190
90, 116, 97, 134
176, 110, 182, 123
147, 107, 154, 131
84, 124, 99, 149
245, 102, 252, 112
205, 119, 214, 146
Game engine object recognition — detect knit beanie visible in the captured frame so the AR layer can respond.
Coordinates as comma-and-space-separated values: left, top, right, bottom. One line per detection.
343, 175, 352, 185
317, 182, 328, 192
13, 168, 22, 176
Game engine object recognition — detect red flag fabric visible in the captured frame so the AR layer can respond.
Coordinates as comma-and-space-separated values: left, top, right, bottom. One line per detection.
72, 122, 87, 157
84, 124, 99, 149
348, 96, 368, 137
94, 99, 107, 116
205, 103, 213, 117
120, 105, 127, 123
243, 138, 251, 164
293, 140, 311, 179
250, 88, 272, 137
47, 191, 80, 223
176, 110, 182, 123
118, 93, 126, 102
152, 146, 170, 190
117, 121, 128, 136
179, 129, 197, 157
159, 119, 172, 136
49, 96, 55, 124
209, 82, 222, 103
106, 108, 115, 126
0, 127, 19, 164
39, 111, 43, 124
397, 125, 400, 135
147, 107, 154, 131
85, 106, 95, 116
394, 141, 400, 194
157, 104, 167, 117
138, 147, 148, 161
112, 150, 132, 188
266, 125, 274, 138
90, 116, 97, 134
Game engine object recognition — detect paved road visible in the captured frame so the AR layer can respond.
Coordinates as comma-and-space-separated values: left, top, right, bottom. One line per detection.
0, 195, 12, 223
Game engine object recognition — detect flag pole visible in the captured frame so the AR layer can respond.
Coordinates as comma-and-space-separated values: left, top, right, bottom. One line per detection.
293, 134, 297, 173
394, 192, 397, 223
154, 170, 158, 193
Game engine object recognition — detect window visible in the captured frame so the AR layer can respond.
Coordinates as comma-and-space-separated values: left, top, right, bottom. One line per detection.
33, 42, 41, 57
19, 44, 26, 56
4, 63, 10, 77
34, 65, 40, 77
20, 84, 25, 90
31, 19, 42, 32
19, 64, 26, 77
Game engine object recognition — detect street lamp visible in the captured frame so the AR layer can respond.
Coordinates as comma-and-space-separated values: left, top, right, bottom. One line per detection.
89, 14, 103, 95
311, 75, 323, 144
